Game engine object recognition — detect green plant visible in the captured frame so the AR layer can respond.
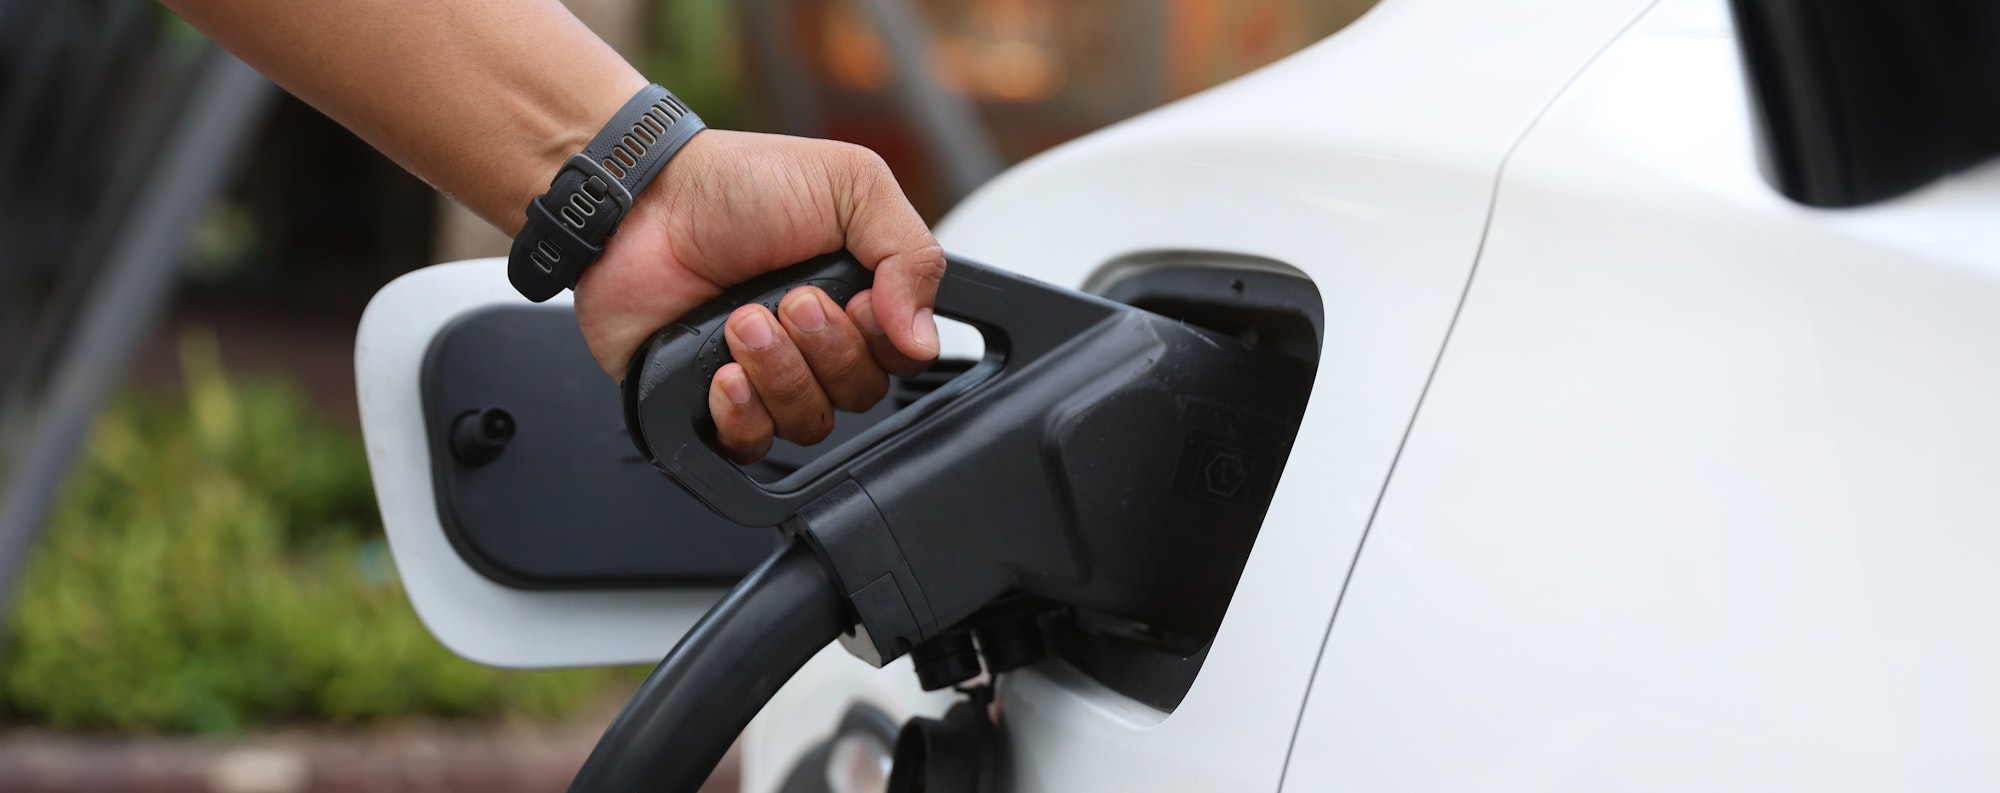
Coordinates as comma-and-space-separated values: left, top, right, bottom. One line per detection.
644, 0, 747, 130
0, 335, 634, 734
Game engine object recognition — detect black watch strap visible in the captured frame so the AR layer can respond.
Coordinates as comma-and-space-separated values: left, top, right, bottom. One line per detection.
508, 84, 705, 301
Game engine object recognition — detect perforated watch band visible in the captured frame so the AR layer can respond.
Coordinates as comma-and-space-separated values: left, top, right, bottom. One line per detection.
508, 84, 705, 301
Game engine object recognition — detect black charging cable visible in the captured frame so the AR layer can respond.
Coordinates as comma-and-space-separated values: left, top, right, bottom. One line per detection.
567, 540, 847, 793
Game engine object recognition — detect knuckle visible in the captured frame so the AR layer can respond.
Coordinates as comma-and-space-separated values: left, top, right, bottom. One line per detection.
864, 337, 915, 375
835, 143, 892, 183
759, 362, 820, 406
838, 141, 888, 170
816, 139, 863, 165
723, 437, 771, 465
815, 349, 882, 406
879, 246, 946, 294
715, 420, 751, 448
786, 410, 836, 446
811, 335, 870, 374
834, 373, 889, 413
717, 418, 771, 460
903, 245, 947, 286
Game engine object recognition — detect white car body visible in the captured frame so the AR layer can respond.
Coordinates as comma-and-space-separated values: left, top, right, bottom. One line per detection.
357, 0, 2000, 789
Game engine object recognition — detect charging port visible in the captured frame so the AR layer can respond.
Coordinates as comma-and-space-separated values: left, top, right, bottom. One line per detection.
1044, 251, 1323, 712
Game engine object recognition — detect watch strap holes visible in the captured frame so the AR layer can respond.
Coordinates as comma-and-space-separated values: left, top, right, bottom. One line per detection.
530, 241, 558, 274
509, 85, 702, 302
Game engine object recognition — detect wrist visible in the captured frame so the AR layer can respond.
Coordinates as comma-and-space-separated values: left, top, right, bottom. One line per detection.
507, 84, 707, 301
498, 70, 649, 236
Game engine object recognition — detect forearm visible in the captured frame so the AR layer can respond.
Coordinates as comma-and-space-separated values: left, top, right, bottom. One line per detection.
162, 0, 645, 234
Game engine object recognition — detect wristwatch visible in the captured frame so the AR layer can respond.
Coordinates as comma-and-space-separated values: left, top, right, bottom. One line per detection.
508, 84, 705, 301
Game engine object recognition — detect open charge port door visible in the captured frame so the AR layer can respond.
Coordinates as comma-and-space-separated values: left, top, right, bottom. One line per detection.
1043, 254, 1324, 712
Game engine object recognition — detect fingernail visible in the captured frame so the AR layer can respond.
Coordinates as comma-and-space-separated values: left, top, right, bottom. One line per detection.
735, 311, 776, 349
853, 297, 884, 336
785, 293, 827, 333
721, 371, 753, 404
912, 308, 939, 353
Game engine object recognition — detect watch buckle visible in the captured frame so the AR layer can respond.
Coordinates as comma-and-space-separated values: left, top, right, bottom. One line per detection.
563, 153, 635, 216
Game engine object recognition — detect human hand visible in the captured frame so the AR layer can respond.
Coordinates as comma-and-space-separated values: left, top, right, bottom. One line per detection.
573, 130, 942, 464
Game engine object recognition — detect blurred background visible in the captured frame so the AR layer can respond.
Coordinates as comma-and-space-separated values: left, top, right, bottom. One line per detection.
0, 0, 1373, 790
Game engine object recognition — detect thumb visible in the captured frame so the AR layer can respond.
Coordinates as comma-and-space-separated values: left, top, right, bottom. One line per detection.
835, 147, 943, 362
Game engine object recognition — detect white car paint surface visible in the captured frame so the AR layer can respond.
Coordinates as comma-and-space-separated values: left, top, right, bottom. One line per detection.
1288, 0, 2000, 789
746, 0, 1660, 789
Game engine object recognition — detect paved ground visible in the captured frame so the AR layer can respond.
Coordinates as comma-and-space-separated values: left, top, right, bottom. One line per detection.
0, 717, 740, 793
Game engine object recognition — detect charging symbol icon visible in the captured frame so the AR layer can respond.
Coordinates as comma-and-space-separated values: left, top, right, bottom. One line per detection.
1176, 434, 1263, 508
1202, 451, 1250, 498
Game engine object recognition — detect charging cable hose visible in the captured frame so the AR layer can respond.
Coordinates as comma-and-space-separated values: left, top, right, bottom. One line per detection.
567, 540, 847, 793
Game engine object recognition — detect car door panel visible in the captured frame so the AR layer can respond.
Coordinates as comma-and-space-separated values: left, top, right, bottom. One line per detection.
1287, 0, 2000, 788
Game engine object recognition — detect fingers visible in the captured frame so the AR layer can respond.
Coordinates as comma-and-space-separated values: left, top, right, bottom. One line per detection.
847, 290, 930, 378
715, 286, 902, 461
708, 364, 773, 464
830, 145, 944, 364
725, 303, 835, 449
776, 287, 888, 412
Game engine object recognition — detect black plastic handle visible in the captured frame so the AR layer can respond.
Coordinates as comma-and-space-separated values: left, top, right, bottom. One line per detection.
623, 251, 1122, 528
619, 251, 875, 463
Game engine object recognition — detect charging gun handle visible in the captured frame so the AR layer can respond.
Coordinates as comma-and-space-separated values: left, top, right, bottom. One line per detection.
623, 251, 1122, 527
619, 251, 875, 469
586, 254, 1133, 791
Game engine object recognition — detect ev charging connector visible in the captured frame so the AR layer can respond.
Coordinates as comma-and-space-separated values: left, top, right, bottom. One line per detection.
572, 253, 1313, 793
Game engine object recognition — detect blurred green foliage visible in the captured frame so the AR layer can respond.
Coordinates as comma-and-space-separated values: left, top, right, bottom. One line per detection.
0, 336, 632, 734
644, 0, 747, 130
